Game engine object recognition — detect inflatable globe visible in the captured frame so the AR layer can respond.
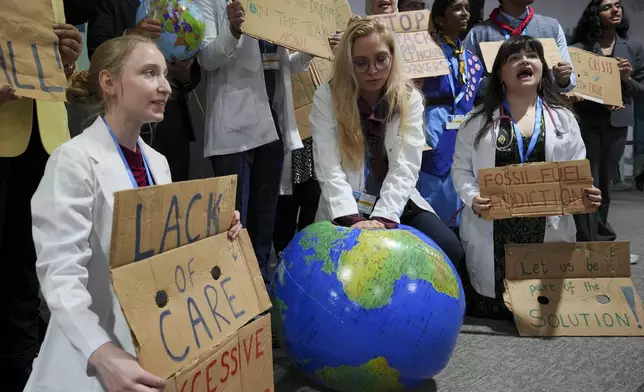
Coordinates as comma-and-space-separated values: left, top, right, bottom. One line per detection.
136, 0, 205, 60
271, 221, 465, 392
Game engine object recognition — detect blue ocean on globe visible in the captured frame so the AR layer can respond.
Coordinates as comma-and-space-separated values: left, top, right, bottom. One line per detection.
271, 221, 466, 392
136, 0, 205, 61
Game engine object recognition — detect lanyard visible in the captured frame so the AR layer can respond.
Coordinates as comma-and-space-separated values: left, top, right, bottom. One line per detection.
103, 117, 154, 188
501, 96, 543, 163
441, 40, 468, 114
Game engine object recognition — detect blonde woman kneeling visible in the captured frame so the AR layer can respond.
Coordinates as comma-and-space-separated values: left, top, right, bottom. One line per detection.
310, 19, 464, 265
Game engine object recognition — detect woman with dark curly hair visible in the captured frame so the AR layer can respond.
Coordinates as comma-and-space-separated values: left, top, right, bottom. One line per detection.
569, 0, 644, 245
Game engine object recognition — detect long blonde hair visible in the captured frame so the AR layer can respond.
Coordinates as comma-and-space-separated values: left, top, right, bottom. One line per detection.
330, 19, 415, 170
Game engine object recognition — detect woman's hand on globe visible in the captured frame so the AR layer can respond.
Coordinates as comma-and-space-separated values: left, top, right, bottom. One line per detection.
351, 220, 385, 230
227, 0, 245, 39
471, 194, 491, 217
131, 18, 162, 39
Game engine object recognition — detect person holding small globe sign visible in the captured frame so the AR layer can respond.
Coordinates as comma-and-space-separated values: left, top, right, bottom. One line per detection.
24, 35, 242, 392
310, 18, 464, 266
194, 0, 313, 283
88, 0, 202, 183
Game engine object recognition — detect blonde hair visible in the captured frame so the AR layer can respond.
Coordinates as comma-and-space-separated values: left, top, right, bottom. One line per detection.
329, 18, 415, 170
67, 34, 155, 118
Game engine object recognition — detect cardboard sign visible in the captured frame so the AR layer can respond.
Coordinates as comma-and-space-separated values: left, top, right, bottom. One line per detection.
109, 176, 273, 388
478, 160, 595, 220
368, 11, 449, 79
479, 38, 563, 73
504, 241, 644, 337
291, 68, 317, 140
568, 47, 623, 107
0, 0, 68, 102
241, 0, 336, 59
164, 314, 273, 392
111, 230, 272, 379
110, 176, 237, 268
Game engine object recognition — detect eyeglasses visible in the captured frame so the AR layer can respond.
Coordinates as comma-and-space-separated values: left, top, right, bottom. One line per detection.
352, 54, 392, 74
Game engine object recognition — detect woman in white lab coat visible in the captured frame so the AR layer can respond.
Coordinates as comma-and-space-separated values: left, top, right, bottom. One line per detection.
452, 36, 601, 319
310, 19, 464, 265
25, 35, 242, 392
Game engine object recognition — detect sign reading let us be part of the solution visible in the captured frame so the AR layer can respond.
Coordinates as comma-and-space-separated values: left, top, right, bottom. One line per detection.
503, 241, 644, 337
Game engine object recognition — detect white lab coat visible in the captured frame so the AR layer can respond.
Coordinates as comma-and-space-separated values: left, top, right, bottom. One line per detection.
452, 105, 586, 299
24, 117, 172, 392
310, 83, 434, 223
195, 0, 311, 157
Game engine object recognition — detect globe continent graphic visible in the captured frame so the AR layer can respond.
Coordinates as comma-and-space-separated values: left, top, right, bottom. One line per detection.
136, 0, 206, 61
272, 221, 465, 392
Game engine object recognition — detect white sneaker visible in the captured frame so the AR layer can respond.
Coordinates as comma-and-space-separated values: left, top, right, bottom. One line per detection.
631, 254, 639, 264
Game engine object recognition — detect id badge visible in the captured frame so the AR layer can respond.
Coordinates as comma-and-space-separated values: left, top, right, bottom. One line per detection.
262, 53, 280, 70
353, 190, 377, 216
446, 114, 466, 130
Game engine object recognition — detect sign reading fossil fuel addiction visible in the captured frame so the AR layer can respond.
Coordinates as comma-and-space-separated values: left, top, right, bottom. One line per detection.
478, 160, 595, 220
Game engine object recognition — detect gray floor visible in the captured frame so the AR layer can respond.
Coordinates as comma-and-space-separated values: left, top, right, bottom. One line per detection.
272, 190, 644, 392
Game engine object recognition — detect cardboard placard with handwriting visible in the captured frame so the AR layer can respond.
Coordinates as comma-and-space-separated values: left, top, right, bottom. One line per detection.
291, 68, 317, 139
568, 47, 622, 107
478, 160, 595, 220
368, 11, 450, 79
242, 0, 336, 59
0, 0, 68, 102
109, 176, 274, 390
503, 241, 644, 337
110, 176, 237, 268
479, 38, 563, 72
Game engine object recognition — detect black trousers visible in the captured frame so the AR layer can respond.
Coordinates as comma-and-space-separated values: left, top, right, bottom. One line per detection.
273, 179, 321, 255
575, 125, 627, 242
0, 125, 48, 392
141, 100, 192, 182
401, 201, 464, 270
210, 132, 284, 282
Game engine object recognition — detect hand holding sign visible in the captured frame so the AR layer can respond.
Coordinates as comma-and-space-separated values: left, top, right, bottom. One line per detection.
583, 187, 602, 209
472, 194, 491, 217
89, 342, 165, 392
227, 0, 245, 39
54, 24, 83, 66
228, 210, 242, 240
616, 57, 633, 83
0, 86, 16, 106
553, 61, 573, 87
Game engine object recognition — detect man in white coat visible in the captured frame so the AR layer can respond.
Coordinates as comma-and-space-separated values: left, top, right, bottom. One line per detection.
194, 0, 311, 281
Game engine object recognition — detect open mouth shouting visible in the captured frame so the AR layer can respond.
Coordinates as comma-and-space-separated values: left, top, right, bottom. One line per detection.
516, 66, 534, 82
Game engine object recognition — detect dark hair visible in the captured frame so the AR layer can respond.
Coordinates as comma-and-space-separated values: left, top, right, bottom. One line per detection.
431, 0, 461, 31
470, 36, 572, 147
571, 0, 629, 46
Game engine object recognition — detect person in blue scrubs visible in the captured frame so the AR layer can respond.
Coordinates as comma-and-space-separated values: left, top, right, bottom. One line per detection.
419, 0, 484, 234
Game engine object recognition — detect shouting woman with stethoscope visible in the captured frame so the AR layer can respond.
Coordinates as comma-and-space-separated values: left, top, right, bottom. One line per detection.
26, 35, 241, 392
452, 36, 601, 320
